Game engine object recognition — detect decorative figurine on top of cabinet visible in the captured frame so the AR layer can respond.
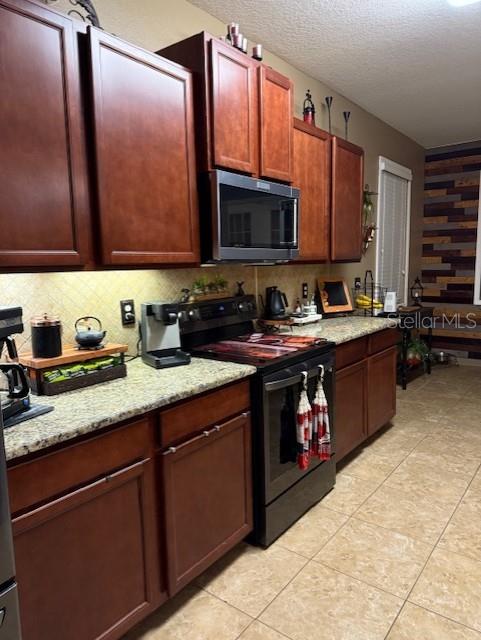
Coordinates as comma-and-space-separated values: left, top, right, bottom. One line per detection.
303, 90, 316, 125
343, 110, 351, 140
66, 0, 101, 27
252, 44, 263, 61
325, 96, 333, 134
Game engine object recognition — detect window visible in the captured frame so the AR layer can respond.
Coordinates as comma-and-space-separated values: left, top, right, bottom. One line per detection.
375, 157, 412, 306
473, 172, 481, 304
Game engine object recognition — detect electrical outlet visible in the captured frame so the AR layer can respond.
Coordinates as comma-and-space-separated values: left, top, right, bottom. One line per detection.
120, 299, 135, 326
302, 282, 308, 299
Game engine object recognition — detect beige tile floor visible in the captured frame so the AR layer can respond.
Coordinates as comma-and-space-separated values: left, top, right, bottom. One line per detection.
124, 364, 481, 640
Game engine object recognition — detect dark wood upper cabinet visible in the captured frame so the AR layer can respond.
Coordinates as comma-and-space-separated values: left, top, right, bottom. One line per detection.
293, 119, 330, 261
160, 33, 293, 182
0, 0, 90, 268
331, 137, 364, 262
210, 38, 259, 175
162, 412, 252, 595
88, 28, 199, 265
260, 67, 293, 182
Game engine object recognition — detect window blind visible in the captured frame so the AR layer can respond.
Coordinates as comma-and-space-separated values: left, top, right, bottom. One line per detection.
377, 170, 410, 304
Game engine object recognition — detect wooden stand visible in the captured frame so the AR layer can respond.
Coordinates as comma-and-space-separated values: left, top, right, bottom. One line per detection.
257, 318, 294, 333
19, 343, 128, 396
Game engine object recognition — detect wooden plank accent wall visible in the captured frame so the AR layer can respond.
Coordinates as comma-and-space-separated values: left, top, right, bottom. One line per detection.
423, 141, 481, 359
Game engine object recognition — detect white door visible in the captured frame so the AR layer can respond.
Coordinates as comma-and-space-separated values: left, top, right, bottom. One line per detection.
375, 157, 412, 306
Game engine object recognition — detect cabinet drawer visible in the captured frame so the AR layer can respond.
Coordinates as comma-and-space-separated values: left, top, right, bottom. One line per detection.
368, 328, 399, 355
335, 337, 368, 370
8, 417, 153, 515
159, 380, 250, 448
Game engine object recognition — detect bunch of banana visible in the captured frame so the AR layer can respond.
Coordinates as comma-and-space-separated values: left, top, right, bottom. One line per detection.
355, 294, 383, 309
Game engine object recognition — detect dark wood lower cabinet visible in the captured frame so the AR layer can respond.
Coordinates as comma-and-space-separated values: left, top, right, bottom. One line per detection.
13, 459, 162, 640
336, 331, 398, 462
162, 412, 253, 594
8, 381, 252, 639
367, 346, 397, 436
335, 360, 367, 460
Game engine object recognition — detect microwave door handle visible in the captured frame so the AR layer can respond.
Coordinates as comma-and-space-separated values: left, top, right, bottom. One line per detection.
265, 373, 303, 392
292, 199, 298, 246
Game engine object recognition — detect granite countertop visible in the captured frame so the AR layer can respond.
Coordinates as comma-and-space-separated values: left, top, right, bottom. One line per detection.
284, 315, 398, 344
4, 358, 256, 462
4, 316, 396, 463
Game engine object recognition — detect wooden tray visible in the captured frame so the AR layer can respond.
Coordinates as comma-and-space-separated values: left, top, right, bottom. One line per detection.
19, 343, 128, 369
20, 343, 128, 396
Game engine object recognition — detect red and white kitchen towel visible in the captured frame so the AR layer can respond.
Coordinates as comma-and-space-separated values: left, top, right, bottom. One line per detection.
296, 366, 331, 470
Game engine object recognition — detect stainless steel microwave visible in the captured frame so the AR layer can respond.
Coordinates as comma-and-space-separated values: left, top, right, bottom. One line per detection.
201, 170, 300, 263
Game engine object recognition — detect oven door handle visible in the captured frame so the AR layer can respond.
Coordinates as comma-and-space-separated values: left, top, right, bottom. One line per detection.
265, 373, 304, 392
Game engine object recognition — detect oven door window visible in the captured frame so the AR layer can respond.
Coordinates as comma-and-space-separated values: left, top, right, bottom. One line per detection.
220, 185, 296, 249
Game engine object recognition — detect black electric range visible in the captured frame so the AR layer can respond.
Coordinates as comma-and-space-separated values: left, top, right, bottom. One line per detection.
179, 295, 336, 547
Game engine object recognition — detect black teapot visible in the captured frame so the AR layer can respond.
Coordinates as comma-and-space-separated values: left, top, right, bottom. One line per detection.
74, 316, 106, 349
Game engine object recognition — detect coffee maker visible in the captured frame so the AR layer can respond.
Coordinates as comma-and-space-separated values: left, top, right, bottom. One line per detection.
0, 307, 30, 424
140, 302, 191, 369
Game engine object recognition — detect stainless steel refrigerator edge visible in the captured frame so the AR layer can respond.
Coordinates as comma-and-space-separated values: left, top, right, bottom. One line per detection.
0, 411, 22, 639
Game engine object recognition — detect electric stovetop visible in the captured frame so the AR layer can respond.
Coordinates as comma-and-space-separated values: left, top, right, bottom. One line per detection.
192, 333, 334, 369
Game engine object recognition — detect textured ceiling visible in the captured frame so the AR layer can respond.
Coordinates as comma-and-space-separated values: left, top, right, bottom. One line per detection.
189, 0, 481, 147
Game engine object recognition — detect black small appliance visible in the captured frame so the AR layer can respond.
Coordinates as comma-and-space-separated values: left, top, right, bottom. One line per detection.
0, 307, 53, 428
261, 286, 289, 319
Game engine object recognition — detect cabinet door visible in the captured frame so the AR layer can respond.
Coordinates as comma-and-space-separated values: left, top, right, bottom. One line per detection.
0, 0, 90, 267
367, 346, 397, 436
331, 137, 364, 262
335, 361, 367, 461
89, 28, 199, 265
163, 412, 253, 594
293, 120, 330, 261
13, 459, 163, 640
260, 67, 293, 182
210, 39, 258, 174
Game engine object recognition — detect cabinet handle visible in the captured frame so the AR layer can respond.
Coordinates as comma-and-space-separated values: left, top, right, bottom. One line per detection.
162, 446, 177, 456
162, 412, 251, 456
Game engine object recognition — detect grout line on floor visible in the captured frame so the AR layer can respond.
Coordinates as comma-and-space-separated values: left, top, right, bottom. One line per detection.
232, 617, 293, 640
312, 557, 408, 602
381, 460, 481, 639
195, 584, 257, 623
407, 601, 481, 635
249, 563, 309, 624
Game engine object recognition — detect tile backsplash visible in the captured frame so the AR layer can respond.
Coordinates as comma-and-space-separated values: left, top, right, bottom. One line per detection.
0, 264, 332, 356
0, 267, 254, 355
